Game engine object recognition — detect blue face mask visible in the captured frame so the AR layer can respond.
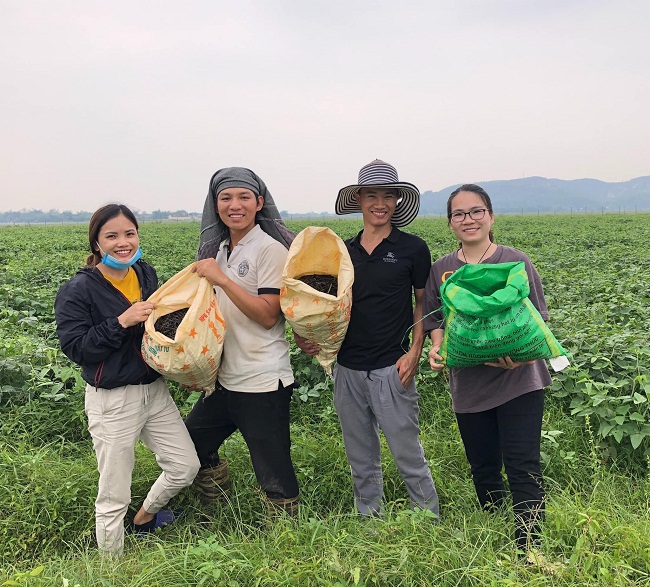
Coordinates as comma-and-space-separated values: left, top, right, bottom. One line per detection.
97, 244, 143, 270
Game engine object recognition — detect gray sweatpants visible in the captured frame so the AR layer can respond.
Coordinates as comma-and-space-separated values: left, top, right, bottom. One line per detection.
333, 364, 439, 516
85, 378, 200, 555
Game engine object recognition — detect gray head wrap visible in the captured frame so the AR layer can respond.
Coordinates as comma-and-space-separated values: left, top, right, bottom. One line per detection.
197, 167, 295, 260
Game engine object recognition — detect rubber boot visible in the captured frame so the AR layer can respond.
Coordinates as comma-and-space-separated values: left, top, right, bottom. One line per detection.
263, 493, 299, 519
194, 460, 231, 505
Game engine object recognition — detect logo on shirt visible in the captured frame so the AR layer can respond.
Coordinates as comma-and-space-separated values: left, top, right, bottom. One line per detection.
237, 260, 250, 277
441, 270, 455, 283
383, 251, 397, 263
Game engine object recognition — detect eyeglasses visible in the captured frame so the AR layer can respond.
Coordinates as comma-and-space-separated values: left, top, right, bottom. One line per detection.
449, 208, 488, 223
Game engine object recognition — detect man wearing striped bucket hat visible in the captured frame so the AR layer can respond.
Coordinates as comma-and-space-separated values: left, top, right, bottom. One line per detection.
297, 159, 439, 517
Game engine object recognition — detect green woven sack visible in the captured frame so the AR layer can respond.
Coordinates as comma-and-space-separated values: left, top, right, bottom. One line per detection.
439, 261, 566, 368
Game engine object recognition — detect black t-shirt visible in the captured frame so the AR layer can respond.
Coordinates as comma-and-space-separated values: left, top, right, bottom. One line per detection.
337, 227, 431, 371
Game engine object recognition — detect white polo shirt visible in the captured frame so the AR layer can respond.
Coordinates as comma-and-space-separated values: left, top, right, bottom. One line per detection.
214, 224, 294, 392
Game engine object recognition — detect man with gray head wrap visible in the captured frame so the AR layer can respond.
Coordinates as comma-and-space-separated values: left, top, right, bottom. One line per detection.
185, 167, 299, 517
197, 167, 294, 260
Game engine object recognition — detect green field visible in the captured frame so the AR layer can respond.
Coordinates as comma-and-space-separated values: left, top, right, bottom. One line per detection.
1, 215, 650, 585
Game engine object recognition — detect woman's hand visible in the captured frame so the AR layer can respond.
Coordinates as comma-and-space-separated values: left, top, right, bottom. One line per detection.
192, 258, 228, 287
428, 344, 445, 372
293, 332, 320, 357
484, 356, 535, 369
118, 301, 155, 328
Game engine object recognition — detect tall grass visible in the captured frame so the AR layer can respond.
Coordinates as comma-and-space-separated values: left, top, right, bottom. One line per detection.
2, 371, 650, 585
2, 217, 650, 585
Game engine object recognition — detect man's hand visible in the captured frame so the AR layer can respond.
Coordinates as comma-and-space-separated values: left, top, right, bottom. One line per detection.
192, 258, 228, 287
396, 352, 418, 388
293, 332, 320, 357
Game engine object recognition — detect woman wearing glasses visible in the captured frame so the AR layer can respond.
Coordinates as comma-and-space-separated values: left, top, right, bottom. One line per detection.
423, 184, 552, 554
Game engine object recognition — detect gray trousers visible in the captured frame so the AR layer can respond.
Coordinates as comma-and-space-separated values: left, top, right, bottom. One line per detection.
333, 364, 439, 516
85, 378, 200, 554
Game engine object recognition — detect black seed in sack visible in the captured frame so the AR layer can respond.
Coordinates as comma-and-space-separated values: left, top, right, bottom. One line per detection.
154, 308, 189, 339
298, 274, 338, 295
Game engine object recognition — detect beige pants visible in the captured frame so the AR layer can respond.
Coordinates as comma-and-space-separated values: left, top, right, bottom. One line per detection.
85, 378, 200, 555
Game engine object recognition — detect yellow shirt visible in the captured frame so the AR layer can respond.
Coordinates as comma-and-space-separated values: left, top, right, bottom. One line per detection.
103, 267, 141, 303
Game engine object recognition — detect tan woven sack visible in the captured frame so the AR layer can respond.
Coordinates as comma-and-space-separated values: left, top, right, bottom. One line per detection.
142, 263, 226, 392
281, 227, 354, 373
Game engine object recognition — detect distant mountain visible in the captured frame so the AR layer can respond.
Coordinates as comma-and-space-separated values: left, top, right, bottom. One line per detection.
3, 176, 649, 222
420, 176, 650, 214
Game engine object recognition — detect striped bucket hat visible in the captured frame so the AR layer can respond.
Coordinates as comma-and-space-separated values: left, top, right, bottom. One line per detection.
335, 159, 421, 227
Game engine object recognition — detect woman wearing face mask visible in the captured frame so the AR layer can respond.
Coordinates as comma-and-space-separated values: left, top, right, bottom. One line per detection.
423, 184, 552, 554
54, 204, 200, 556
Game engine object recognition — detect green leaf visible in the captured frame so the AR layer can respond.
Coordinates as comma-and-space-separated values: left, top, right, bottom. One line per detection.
598, 424, 615, 437
630, 434, 646, 449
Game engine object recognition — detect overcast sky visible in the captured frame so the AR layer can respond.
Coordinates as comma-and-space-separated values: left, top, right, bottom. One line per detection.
1, 1, 648, 213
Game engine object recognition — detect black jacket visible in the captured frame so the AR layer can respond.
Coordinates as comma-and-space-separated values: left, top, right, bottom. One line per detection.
54, 260, 161, 389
